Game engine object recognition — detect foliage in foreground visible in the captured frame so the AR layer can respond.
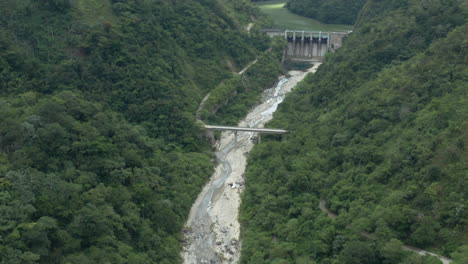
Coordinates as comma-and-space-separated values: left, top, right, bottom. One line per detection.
0, 92, 212, 263
0, 0, 270, 263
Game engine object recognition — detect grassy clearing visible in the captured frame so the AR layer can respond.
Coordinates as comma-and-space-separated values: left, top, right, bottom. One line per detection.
73, 0, 116, 25
256, 0, 352, 31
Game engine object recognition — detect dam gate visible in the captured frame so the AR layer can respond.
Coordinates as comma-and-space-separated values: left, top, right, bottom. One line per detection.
262, 29, 349, 62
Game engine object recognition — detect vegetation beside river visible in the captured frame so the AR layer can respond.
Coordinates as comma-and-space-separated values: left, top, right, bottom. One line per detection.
240, 0, 468, 263
0, 0, 271, 263
200, 38, 285, 126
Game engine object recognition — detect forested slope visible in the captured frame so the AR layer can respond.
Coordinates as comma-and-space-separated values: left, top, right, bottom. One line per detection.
285, 0, 366, 24
240, 0, 468, 263
200, 38, 285, 125
0, 0, 272, 263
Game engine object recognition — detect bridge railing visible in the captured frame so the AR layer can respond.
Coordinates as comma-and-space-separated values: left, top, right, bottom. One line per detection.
205, 125, 287, 134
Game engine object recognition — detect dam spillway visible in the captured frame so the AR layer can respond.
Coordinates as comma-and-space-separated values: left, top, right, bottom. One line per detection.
262, 29, 349, 62
287, 31, 329, 60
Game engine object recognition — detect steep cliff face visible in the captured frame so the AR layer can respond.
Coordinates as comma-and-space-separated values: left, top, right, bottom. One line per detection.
240, 0, 468, 263
286, 0, 366, 24
0, 0, 271, 263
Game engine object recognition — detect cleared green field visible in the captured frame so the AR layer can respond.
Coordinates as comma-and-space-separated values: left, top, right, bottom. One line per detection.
256, 0, 352, 31
74, 0, 116, 25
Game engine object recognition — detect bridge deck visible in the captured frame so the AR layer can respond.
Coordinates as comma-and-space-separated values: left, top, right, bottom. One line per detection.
205, 125, 287, 134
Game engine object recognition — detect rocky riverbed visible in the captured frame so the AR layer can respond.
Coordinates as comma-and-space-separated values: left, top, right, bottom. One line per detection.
182, 64, 321, 264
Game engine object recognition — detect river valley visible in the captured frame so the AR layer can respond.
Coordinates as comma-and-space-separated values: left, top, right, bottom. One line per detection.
182, 64, 322, 264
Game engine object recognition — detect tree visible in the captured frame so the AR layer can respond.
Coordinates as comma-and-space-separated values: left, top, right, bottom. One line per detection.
452, 245, 468, 264
339, 241, 378, 264
381, 239, 406, 264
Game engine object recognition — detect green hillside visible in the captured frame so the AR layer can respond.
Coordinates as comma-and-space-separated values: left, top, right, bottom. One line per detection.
254, 0, 352, 31
0, 0, 275, 263
286, 0, 366, 25
240, 0, 468, 263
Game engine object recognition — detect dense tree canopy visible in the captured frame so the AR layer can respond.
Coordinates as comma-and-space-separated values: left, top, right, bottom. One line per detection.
240, 0, 467, 263
0, 0, 279, 263
0, 92, 214, 263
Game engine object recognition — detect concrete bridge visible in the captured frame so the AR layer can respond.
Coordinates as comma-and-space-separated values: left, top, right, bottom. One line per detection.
261, 29, 350, 62
204, 124, 287, 143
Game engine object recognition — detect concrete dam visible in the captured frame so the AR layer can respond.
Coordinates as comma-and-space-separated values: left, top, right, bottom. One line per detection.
263, 29, 349, 62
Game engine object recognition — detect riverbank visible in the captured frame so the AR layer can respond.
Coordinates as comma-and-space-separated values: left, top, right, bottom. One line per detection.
183, 64, 321, 263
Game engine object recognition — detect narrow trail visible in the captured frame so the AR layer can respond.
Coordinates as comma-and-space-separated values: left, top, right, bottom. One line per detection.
237, 47, 272, 75
196, 92, 211, 120
183, 64, 321, 264
319, 199, 452, 263
246, 23, 254, 32
238, 59, 258, 75
196, 56, 259, 120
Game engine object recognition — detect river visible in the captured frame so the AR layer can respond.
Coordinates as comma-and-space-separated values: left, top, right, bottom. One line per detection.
182, 64, 321, 264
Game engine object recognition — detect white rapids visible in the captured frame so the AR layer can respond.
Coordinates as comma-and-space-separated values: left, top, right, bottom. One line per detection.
182, 64, 321, 264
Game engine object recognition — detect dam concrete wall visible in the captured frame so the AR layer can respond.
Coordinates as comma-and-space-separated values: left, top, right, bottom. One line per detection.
262, 29, 350, 62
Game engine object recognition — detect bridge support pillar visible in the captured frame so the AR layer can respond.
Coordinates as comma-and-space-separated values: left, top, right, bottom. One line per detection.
234, 131, 238, 142
258, 134, 261, 144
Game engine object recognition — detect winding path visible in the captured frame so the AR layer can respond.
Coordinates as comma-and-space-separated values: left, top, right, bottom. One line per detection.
196, 56, 260, 120
238, 59, 258, 75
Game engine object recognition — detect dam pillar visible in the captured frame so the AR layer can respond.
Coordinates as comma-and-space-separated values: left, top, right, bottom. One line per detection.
309, 32, 313, 57
278, 29, 349, 62
299, 31, 305, 57
318, 32, 322, 57
293, 31, 296, 56
310, 32, 313, 58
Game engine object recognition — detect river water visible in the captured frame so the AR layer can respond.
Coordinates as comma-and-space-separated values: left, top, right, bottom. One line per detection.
182, 64, 321, 264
